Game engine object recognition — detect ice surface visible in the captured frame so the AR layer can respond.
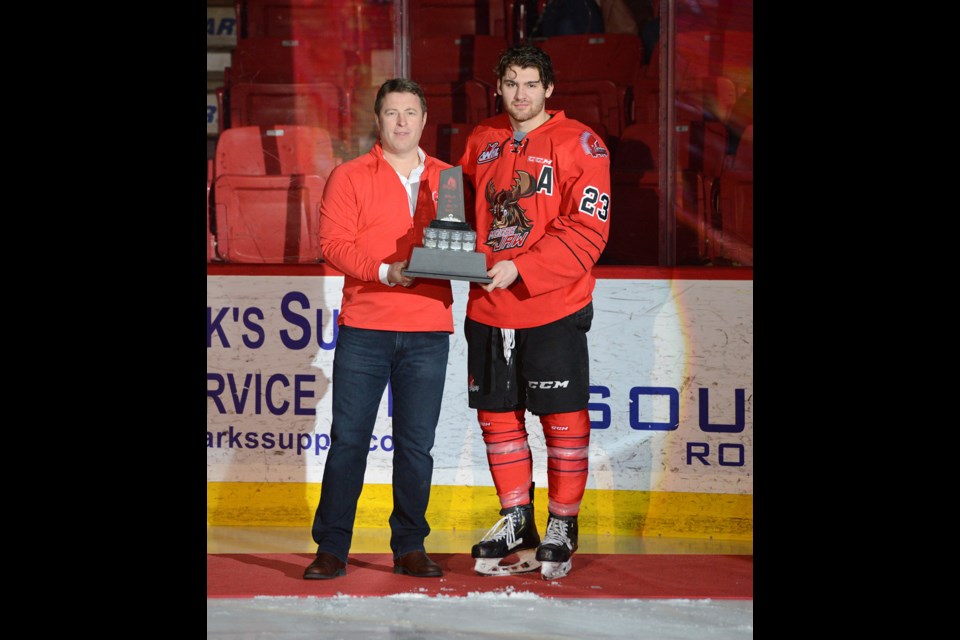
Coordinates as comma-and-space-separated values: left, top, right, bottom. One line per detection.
207, 592, 753, 639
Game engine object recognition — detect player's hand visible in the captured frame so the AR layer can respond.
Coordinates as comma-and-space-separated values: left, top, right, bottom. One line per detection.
390, 260, 415, 287
482, 260, 518, 292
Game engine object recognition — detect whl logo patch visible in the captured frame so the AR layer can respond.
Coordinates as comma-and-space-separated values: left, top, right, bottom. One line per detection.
478, 141, 502, 164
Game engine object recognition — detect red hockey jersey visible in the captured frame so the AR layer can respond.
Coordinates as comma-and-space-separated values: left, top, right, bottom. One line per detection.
458, 110, 611, 329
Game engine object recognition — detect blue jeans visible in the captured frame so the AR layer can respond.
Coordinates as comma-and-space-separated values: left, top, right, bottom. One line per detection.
311, 325, 450, 562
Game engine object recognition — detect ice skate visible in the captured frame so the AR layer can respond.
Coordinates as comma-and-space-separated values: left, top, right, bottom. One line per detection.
471, 503, 541, 576
536, 513, 578, 580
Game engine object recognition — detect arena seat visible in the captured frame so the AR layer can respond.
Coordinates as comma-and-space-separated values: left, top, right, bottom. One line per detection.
208, 159, 217, 262
228, 82, 351, 149
673, 118, 727, 263
601, 123, 660, 265
215, 124, 338, 177
538, 33, 644, 89
229, 37, 349, 85
612, 123, 658, 184
713, 171, 753, 265
538, 33, 645, 132
675, 119, 727, 181
469, 33, 509, 85
637, 28, 661, 124
235, 0, 354, 43
411, 34, 506, 122
645, 43, 659, 79
419, 122, 475, 165
212, 125, 338, 263
411, 34, 507, 85
631, 76, 659, 124
725, 124, 752, 172
546, 80, 622, 141
711, 124, 752, 265
419, 80, 493, 125
408, 0, 506, 39
216, 84, 229, 133
675, 30, 753, 91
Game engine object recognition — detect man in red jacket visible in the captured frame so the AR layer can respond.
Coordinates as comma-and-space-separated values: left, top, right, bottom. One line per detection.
458, 45, 611, 580
304, 78, 454, 580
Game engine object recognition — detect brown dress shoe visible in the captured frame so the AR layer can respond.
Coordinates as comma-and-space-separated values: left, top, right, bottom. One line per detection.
393, 550, 443, 577
303, 552, 346, 580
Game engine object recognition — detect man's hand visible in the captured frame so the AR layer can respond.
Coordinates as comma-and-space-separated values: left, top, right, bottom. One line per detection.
482, 259, 519, 292
388, 260, 415, 287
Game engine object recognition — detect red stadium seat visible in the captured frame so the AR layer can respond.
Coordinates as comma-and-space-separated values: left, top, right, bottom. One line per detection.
419, 80, 494, 125
408, 0, 506, 39
675, 30, 753, 91
411, 35, 506, 122
708, 124, 752, 265
717, 30, 753, 93
470, 34, 509, 86
674, 119, 727, 180
208, 159, 218, 262
538, 33, 644, 88
714, 172, 753, 265
215, 84, 229, 132
601, 123, 660, 265
215, 124, 338, 177
533, 34, 647, 140
229, 37, 350, 85
228, 82, 351, 147
419, 122, 475, 165
212, 125, 338, 263
235, 0, 355, 44
547, 80, 622, 141
411, 34, 508, 85
411, 35, 502, 162
612, 123, 658, 184
673, 119, 727, 263
538, 33, 645, 134
645, 43, 659, 79
673, 75, 736, 264
632, 76, 659, 124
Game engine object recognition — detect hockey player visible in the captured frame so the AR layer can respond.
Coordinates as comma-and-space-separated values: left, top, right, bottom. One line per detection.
457, 44, 611, 580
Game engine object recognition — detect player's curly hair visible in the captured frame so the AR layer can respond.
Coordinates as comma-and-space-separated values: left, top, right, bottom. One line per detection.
494, 45, 555, 88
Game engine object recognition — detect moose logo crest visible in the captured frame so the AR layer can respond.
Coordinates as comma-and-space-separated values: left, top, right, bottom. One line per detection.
484, 170, 537, 251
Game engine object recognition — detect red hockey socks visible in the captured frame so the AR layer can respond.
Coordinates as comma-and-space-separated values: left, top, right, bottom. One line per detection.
477, 409, 531, 509
540, 410, 591, 516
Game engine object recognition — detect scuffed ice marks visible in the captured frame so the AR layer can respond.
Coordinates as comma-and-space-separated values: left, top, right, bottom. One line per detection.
209, 594, 752, 639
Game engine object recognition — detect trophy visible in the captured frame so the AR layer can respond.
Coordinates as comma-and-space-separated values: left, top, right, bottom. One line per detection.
403, 166, 492, 283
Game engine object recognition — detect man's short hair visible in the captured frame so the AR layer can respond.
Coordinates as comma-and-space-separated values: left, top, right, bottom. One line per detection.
494, 45, 555, 88
374, 78, 428, 115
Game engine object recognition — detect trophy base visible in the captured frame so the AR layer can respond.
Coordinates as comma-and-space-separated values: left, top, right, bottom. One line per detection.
430, 219, 472, 230
404, 247, 492, 283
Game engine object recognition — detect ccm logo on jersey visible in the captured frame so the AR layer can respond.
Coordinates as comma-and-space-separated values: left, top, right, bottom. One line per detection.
579, 131, 608, 158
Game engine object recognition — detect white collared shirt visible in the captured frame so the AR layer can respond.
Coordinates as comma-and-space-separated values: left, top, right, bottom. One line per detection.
380, 147, 426, 285
396, 147, 426, 216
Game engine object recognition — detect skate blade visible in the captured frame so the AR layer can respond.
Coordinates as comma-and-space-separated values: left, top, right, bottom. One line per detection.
474, 550, 541, 576
540, 559, 573, 580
